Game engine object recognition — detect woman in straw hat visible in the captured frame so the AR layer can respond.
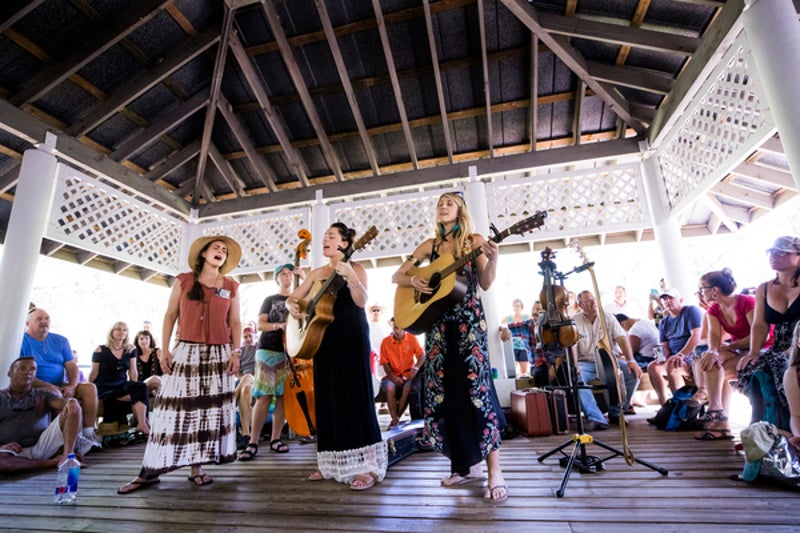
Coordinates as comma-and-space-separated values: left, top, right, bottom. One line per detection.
737, 236, 800, 431
118, 235, 243, 494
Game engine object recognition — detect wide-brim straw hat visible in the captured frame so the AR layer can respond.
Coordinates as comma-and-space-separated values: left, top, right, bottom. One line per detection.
188, 235, 242, 275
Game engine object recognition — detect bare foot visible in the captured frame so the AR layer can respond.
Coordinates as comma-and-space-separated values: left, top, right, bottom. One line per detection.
441, 463, 484, 486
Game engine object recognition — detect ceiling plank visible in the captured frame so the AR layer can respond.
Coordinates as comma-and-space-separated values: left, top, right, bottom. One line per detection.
615, 0, 651, 66
67, 27, 220, 137
109, 90, 209, 163
731, 163, 797, 191
217, 93, 278, 192
193, 7, 235, 207
40, 240, 65, 256
500, 0, 647, 135
538, 11, 697, 57
371, 0, 419, 169
228, 32, 310, 187
719, 202, 751, 224
262, 0, 344, 181
711, 181, 775, 210
199, 138, 641, 217
588, 62, 673, 95
316, 0, 381, 176
648, 0, 744, 146
143, 140, 201, 182
10, 0, 173, 106
758, 136, 784, 156
477, 0, 494, 158
422, 0, 454, 163
702, 194, 738, 232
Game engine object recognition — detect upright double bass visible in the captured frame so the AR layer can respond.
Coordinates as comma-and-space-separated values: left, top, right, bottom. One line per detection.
283, 229, 317, 440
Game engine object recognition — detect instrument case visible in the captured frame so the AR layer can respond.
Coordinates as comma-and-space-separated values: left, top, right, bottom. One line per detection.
548, 389, 569, 434
385, 419, 430, 467
510, 389, 552, 437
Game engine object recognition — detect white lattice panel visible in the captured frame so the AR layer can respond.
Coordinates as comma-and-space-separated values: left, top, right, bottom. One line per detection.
489, 163, 648, 238
48, 167, 184, 273
197, 208, 311, 274
657, 33, 775, 211
331, 191, 452, 261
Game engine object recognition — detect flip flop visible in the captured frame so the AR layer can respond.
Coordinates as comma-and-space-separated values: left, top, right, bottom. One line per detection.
188, 474, 213, 486
349, 473, 377, 491
484, 484, 509, 503
441, 473, 484, 487
308, 470, 324, 481
117, 477, 160, 495
694, 428, 734, 441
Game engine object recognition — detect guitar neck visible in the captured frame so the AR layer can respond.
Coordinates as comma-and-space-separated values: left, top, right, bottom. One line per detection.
438, 228, 510, 278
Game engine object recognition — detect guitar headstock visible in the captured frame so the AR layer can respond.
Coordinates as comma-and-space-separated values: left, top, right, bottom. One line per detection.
295, 229, 312, 261
341, 225, 378, 261
570, 239, 590, 265
507, 211, 547, 238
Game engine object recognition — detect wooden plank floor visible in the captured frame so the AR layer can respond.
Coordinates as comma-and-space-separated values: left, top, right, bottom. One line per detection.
1, 408, 798, 532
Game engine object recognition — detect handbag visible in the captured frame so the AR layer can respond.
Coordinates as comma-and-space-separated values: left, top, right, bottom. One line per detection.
740, 421, 800, 488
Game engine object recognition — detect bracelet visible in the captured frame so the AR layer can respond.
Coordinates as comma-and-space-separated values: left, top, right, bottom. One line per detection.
410, 276, 417, 286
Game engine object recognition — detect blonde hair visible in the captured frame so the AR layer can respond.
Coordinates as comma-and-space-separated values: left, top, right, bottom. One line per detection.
106, 321, 130, 347
434, 192, 474, 258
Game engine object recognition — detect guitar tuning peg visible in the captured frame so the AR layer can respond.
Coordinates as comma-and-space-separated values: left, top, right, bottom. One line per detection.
489, 223, 500, 239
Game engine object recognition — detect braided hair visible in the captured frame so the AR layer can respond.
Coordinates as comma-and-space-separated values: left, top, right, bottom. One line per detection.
188, 241, 213, 301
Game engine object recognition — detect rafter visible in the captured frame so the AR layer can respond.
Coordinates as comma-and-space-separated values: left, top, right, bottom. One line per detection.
731, 163, 797, 191
262, 0, 344, 181
228, 31, 310, 187
500, 0, 647, 135
316, 0, 381, 176
529, 34, 539, 152
422, 0, 454, 163
0, 0, 45, 34
588, 63, 673, 95
710, 182, 774, 210
110, 90, 209, 163
573, 80, 584, 146
10, 0, 173, 106
216, 93, 278, 192
372, 0, 419, 169
477, 0, 494, 158
144, 140, 201, 182
208, 143, 246, 197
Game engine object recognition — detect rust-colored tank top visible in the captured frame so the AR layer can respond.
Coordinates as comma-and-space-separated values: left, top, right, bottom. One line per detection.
176, 272, 238, 345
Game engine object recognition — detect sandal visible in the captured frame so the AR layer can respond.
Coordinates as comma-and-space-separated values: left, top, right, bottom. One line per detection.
690, 388, 709, 405
694, 427, 734, 441
238, 443, 258, 461
484, 484, 509, 503
308, 470, 324, 481
299, 435, 317, 445
701, 409, 728, 423
188, 473, 213, 486
269, 438, 289, 453
349, 473, 377, 491
117, 477, 160, 495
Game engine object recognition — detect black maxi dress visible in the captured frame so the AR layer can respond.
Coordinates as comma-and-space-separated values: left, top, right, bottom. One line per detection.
314, 283, 387, 483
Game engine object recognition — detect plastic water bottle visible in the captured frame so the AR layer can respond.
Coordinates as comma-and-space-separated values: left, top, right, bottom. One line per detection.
54, 453, 80, 504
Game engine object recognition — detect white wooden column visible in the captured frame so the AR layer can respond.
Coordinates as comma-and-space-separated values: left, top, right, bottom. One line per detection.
465, 166, 508, 378
0, 134, 59, 385
640, 149, 694, 298
311, 190, 329, 268
743, 0, 800, 192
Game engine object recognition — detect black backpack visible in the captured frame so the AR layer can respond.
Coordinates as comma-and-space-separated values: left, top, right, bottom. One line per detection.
651, 385, 706, 431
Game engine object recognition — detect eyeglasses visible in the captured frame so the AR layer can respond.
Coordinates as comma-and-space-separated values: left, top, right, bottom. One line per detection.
370, 309, 381, 313
698, 286, 713, 292
768, 249, 797, 258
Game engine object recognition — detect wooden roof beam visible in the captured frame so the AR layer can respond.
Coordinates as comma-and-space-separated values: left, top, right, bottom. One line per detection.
143, 140, 201, 182
316, 0, 381, 176
573, 80, 584, 146
217, 93, 278, 192
710, 182, 775, 210
501, 0, 647, 135
529, 34, 539, 152
228, 31, 310, 187
110, 90, 209, 163
477, 0, 494, 158
422, 0, 454, 163
10, 0, 173, 106
371, 0, 419, 169
0, 1, 45, 34
208, 143, 247, 197
732, 163, 796, 191
262, 0, 344, 182
67, 27, 220, 137
193, 7, 235, 207
588, 62, 674, 95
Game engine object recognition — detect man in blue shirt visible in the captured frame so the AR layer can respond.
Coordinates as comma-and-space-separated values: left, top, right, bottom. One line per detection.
20, 307, 101, 449
646, 289, 704, 405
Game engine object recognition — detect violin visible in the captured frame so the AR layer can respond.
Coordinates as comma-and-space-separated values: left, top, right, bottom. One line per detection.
537, 247, 579, 350
284, 229, 317, 438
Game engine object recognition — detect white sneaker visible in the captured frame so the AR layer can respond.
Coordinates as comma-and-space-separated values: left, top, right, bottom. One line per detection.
76, 434, 102, 454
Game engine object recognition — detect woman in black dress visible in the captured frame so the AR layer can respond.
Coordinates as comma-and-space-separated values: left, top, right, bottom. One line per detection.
287, 222, 386, 490
89, 321, 150, 436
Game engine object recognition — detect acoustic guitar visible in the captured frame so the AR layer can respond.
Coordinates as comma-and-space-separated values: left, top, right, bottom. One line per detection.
285, 226, 378, 359
393, 212, 547, 334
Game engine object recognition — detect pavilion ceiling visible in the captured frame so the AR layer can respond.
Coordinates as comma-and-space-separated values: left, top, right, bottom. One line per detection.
0, 0, 796, 281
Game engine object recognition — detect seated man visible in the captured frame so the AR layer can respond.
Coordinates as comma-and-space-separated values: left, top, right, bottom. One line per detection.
0, 358, 85, 473
21, 307, 101, 449
572, 291, 641, 429
380, 319, 424, 429
647, 289, 704, 405
234, 326, 257, 449
615, 313, 660, 371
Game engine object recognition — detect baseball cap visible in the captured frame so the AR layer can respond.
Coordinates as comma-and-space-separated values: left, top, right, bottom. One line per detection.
273, 263, 294, 277
659, 288, 681, 299
767, 236, 800, 254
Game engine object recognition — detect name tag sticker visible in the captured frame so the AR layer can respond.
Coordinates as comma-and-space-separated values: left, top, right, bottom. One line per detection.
215, 288, 231, 299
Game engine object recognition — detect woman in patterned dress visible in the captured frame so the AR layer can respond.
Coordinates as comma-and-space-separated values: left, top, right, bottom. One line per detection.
118, 235, 242, 494
392, 192, 508, 502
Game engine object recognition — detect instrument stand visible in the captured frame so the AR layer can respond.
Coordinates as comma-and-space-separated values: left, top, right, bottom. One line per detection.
539, 347, 668, 498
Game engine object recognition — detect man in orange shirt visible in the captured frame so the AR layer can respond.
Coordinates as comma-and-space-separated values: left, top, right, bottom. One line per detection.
380, 319, 424, 429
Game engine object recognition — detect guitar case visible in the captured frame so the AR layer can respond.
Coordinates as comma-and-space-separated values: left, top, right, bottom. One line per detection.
385, 419, 430, 467
548, 389, 569, 434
